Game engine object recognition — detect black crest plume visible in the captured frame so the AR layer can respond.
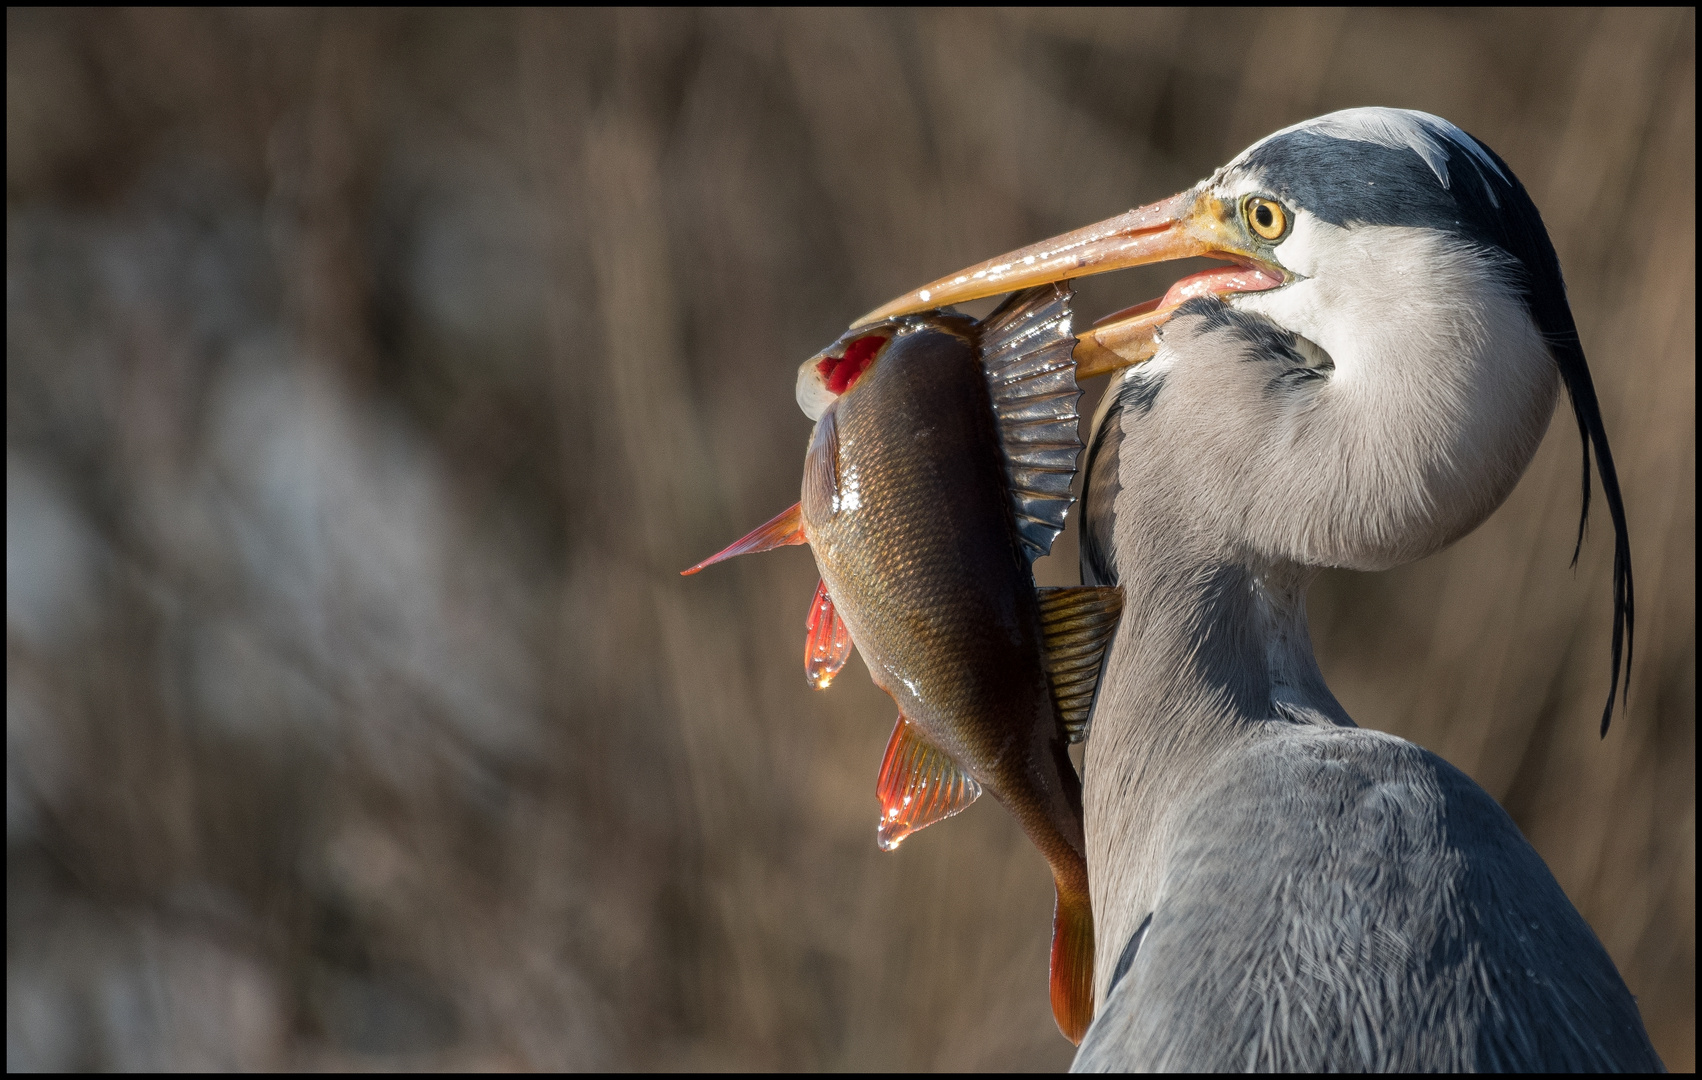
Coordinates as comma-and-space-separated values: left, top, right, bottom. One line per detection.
1469, 137, 1634, 737
1244, 117, 1634, 734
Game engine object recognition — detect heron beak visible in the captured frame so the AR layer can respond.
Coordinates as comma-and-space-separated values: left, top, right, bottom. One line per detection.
853, 189, 1286, 378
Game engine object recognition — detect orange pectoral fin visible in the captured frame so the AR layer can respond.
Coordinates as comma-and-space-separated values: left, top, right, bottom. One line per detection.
804, 579, 854, 689
680, 503, 807, 575
875, 716, 981, 851
801, 408, 839, 524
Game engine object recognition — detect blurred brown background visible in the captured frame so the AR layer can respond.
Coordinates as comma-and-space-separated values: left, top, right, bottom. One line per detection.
6, 8, 1693, 1071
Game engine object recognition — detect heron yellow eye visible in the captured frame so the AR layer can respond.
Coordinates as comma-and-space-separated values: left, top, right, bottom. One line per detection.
1244, 197, 1289, 241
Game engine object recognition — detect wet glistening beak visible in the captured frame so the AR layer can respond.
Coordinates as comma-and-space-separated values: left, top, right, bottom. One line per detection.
854, 188, 1287, 378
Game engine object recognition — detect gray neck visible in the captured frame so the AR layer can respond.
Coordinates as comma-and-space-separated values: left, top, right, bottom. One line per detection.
1082, 519, 1350, 1004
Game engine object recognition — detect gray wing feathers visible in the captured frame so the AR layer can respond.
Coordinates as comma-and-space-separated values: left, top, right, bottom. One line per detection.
1074, 728, 1662, 1072
977, 285, 1081, 561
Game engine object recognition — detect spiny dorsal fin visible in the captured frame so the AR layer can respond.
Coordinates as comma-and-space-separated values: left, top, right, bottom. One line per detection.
1036, 585, 1124, 743
875, 716, 982, 850
977, 284, 1082, 562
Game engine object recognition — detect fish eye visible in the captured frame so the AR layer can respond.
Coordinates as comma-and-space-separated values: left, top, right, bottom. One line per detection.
1243, 196, 1289, 242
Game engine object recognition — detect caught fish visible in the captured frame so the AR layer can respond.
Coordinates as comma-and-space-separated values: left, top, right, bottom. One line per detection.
683, 286, 1122, 1043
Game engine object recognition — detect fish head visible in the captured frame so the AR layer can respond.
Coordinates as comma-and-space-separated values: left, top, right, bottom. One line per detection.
795, 331, 887, 421
795, 314, 976, 421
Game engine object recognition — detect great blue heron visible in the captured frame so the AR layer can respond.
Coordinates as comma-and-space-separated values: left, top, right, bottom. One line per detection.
856, 109, 1660, 1071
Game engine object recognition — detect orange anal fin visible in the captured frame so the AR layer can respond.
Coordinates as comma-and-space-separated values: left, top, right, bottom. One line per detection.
804, 579, 854, 689
1049, 886, 1095, 1045
680, 503, 806, 575
875, 716, 981, 851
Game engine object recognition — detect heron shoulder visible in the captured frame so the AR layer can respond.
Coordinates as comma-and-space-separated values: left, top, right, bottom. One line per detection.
1074, 727, 1661, 1072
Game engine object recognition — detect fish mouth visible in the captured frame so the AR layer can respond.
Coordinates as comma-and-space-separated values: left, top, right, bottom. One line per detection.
796, 331, 892, 421
852, 188, 1289, 378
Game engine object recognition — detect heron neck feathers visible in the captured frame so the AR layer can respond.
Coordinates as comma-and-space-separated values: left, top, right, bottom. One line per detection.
1230, 221, 1559, 569
1079, 222, 1559, 1005
1081, 524, 1349, 1004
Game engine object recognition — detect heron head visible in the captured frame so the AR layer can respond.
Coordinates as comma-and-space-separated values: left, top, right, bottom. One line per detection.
859, 111, 1578, 555
857, 108, 1567, 376
858, 107, 1631, 732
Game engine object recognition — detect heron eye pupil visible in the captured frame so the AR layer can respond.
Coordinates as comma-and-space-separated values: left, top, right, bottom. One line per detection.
1246, 197, 1287, 240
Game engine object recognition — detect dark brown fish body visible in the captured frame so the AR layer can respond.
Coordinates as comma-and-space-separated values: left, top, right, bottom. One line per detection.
683, 287, 1118, 1042
802, 323, 1086, 876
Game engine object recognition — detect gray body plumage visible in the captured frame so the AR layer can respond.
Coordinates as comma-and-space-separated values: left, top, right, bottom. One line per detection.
1069, 110, 1659, 1071
1076, 726, 1654, 1071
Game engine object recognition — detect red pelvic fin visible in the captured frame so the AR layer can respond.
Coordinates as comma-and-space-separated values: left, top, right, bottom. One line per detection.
875, 716, 981, 851
1049, 885, 1096, 1045
804, 579, 854, 689
680, 503, 806, 575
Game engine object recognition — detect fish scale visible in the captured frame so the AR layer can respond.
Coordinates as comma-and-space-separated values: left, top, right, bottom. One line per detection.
684, 285, 1123, 1043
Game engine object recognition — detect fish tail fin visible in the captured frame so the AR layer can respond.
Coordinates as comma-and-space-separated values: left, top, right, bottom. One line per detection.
1049, 877, 1095, 1045
680, 503, 806, 575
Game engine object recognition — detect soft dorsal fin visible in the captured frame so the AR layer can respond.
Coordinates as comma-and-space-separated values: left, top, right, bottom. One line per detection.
804, 579, 854, 689
1036, 585, 1124, 743
875, 716, 982, 851
978, 284, 1082, 562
